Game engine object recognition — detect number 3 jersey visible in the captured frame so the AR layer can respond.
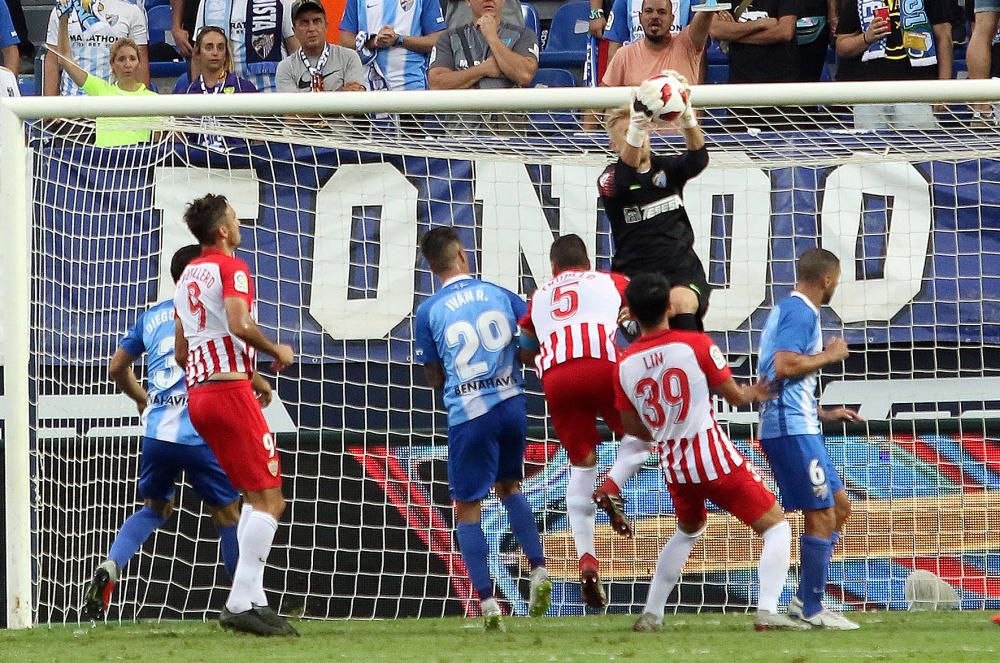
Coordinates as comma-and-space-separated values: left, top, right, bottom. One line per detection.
519, 269, 629, 377
414, 275, 527, 426
119, 300, 204, 446
174, 248, 257, 387
613, 328, 745, 484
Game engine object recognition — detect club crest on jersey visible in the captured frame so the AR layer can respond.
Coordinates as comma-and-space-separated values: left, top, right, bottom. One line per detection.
400, 0, 414, 10
267, 459, 279, 477
233, 270, 250, 293
623, 205, 642, 224
252, 33, 275, 58
709, 345, 726, 370
652, 170, 667, 188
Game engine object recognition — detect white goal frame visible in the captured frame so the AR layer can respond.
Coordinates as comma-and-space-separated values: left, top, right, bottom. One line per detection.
3, 79, 1000, 629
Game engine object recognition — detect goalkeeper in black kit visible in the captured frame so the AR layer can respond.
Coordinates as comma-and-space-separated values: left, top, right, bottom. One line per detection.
599, 71, 710, 333
592, 72, 713, 538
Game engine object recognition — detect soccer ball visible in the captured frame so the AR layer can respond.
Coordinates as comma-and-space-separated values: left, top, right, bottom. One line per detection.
636, 72, 690, 124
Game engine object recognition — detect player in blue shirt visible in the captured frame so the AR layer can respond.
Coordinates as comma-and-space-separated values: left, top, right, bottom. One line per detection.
83, 246, 249, 621
757, 248, 864, 630
414, 227, 551, 631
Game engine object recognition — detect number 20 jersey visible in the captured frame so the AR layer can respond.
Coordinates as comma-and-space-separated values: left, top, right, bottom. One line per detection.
119, 300, 204, 446
174, 248, 256, 387
613, 329, 745, 484
414, 275, 527, 426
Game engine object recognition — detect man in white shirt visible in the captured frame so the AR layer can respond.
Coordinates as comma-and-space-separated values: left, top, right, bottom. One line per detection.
0, 64, 19, 96
43, 0, 150, 96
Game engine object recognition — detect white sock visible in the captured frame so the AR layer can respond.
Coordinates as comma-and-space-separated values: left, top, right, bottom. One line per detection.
608, 435, 653, 490
757, 520, 792, 614
567, 466, 598, 560
236, 503, 253, 542
226, 510, 277, 613
644, 527, 702, 618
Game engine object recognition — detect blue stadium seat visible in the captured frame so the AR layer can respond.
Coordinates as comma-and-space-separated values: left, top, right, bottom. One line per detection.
144, 0, 171, 7
531, 67, 576, 87
706, 39, 727, 65
539, 1, 589, 68
150, 61, 188, 77
172, 72, 191, 93
522, 3, 541, 46
147, 5, 172, 45
706, 63, 728, 84
18, 76, 35, 96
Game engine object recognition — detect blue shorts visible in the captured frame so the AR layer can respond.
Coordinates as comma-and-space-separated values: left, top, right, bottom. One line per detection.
976, 0, 1000, 14
759, 434, 844, 512
447, 395, 527, 503
138, 437, 240, 507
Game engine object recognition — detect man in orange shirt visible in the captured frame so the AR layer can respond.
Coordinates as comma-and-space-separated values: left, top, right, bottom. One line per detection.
602, 0, 716, 86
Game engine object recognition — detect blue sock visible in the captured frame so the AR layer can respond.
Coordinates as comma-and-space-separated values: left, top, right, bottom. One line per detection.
219, 524, 239, 580
799, 534, 833, 618
456, 522, 493, 600
108, 506, 167, 571
501, 494, 545, 569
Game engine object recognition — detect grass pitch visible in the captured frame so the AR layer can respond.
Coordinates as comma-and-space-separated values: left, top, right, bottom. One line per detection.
1, 611, 995, 663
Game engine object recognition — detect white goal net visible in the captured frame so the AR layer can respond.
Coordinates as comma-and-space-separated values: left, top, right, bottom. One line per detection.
1, 84, 998, 627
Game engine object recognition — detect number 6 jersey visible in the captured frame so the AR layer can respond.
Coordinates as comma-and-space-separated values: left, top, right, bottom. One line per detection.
613, 328, 745, 484
174, 248, 257, 387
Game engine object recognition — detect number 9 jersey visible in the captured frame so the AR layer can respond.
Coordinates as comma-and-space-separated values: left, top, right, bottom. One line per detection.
173, 248, 257, 387
413, 274, 527, 426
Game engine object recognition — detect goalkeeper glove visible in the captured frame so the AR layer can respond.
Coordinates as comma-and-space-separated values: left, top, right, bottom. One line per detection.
627, 91, 651, 148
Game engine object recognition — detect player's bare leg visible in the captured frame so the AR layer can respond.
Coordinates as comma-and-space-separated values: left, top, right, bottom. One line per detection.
221, 487, 298, 636
968, 11, 1000, 122
593, 435, 654, 538
495, 481, 551, 618
666, 285, 702, 331
83, 498, 173, 621
566, 449, 606, 608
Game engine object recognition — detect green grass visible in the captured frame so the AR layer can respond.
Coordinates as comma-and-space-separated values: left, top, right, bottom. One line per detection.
1, 612, 996, 663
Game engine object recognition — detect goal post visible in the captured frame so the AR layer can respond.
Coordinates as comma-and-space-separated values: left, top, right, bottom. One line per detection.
1, 82, 999, 629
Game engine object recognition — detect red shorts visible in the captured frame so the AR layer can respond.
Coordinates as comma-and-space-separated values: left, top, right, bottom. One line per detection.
668, 460, 776, 528
187, 380, 282, 492
541, 358, 624, 465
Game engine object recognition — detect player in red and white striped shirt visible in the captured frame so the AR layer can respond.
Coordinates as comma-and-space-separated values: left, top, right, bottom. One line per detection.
520, 234, 646, 608
614, 273, 804, 632
173, 194, 297, 637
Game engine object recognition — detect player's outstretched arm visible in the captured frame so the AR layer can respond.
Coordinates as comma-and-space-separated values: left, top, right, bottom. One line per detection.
773, 337, 849, 378
224, 297, 295, 371
715, 377, 775, 406
108, 348, 147, 415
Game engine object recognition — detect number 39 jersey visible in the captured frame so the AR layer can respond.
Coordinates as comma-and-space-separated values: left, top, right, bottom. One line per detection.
614, 328, 745, 484
119, 300, 205, 446
174, 248, 256, 387
414, 275, 527, 426
519, 269, 629, 377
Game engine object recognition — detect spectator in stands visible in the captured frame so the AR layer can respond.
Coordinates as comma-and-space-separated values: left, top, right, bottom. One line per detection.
590, 0, 613, 84
836, 0, 952, 129
277, 0, 365, 91
53, 5, 157, 146
0, 62, 17, 96
178, 26, 255, 151
605, 0, 694, 62
181, 25, 257, 93
602, 0, 714, 86
338, 0, 445, 90
428, 0, 537, 89
44, 0, 150, 96
185, 0, 299, 92
968, 0, 998, 123
445, 0, 522, 30
795, 0, 834, 81
709, 0, 797, 129
1, 0, 19, 72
